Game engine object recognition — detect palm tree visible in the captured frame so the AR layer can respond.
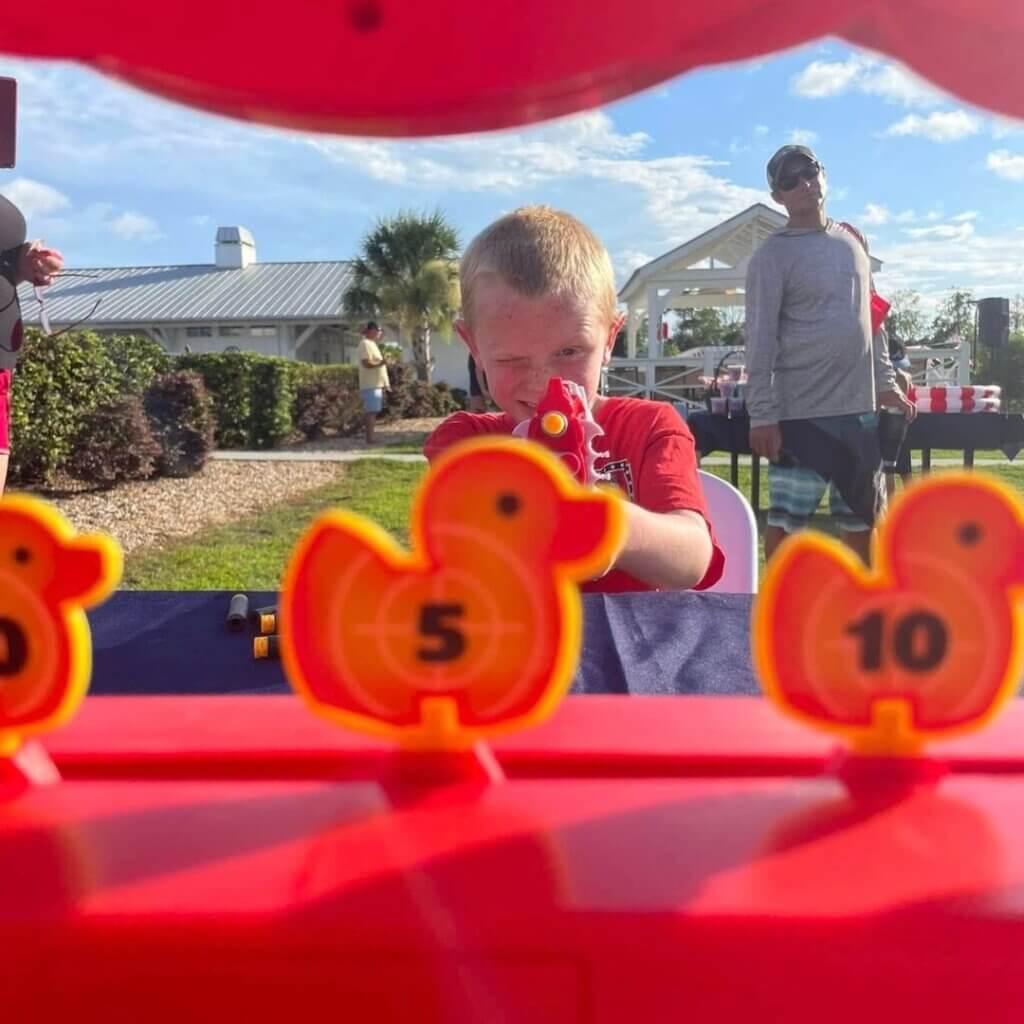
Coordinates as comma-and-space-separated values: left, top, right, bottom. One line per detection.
344, 210, 460, 383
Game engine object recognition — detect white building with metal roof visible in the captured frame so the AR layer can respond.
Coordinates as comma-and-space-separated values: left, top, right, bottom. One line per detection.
16, 226, 470, 387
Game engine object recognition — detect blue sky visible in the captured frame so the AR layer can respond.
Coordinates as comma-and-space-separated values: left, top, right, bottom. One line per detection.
1, 39, 1022, 312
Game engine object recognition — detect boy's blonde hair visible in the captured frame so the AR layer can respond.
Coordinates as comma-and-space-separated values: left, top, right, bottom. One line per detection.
460, 206, 617, 327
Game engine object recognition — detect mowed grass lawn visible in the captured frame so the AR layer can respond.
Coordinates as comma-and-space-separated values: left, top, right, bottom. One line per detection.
123, 456, 1024, 590
123, 460, 426, 590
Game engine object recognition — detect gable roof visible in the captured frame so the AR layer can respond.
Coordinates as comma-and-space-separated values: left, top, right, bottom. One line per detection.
16, 260, 356, 327
618, 203, 883, 305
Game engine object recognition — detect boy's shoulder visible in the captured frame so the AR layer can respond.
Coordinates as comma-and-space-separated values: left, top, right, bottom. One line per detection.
597, 396, 688, 433
423, 410, 516, 461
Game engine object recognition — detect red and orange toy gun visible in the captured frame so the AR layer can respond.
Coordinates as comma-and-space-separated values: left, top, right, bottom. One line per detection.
512, 377, 604, 485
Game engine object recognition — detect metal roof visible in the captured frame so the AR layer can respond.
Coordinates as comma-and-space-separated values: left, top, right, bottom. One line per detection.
16, 260, 357, 326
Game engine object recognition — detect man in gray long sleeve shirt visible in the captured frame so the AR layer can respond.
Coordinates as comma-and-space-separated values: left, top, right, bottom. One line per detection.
745, 145, 914, 565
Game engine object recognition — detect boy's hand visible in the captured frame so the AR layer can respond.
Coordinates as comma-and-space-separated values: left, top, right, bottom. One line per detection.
749, 423, 782, 462
17, 241, 63, 287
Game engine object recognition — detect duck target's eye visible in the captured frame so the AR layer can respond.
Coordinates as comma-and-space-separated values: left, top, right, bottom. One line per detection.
12, 547, 31, 564
496, 492, 520, 517
957, 522, 982, 546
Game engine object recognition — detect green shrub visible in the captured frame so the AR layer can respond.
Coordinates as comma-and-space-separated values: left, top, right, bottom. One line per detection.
293, 365, 363, 439
104, 334, 174, 395
8, 329, 121, 485
178, 352, 255, 447
144, 370, 215, 477
68, 395, 161, 488
180, 352, 305, 448
249, 358, 298, 448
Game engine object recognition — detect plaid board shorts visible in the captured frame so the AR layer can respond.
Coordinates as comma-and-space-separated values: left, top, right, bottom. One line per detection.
767, 412, 881, 534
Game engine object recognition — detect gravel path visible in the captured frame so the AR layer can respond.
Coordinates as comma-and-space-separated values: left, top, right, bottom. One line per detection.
16, 418, 444, 556
30, 461, 347, 555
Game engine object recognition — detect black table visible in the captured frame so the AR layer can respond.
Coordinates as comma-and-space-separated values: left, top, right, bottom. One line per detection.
86, 590, 759, 697
688, 410, 1024, 511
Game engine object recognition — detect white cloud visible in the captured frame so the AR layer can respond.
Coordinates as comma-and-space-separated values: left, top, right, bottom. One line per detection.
0, 178, 71, 218
110, 211, 161, 241
791, 55, 945, 108
615, 248, 654, 282
787, 129, 818, 146
309, 112, 651, 192
309, 111, 764, 253
861, 203, 890, 226
884, 110, 980, 142
754, 124, 770, 136
188, 214, 213, 227
859, 64, 944, 108
894, 210, 918, 223
951, 211, 978, 223
878, 221, 1024, 300
904, 222, 975, 241
791, 57, 865, 98
987, 150, 1024, 181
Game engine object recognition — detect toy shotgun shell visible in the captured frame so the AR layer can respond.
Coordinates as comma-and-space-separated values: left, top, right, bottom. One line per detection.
253, 634, 280, 660
226, 593, 249, 632
249, 604, 277, 635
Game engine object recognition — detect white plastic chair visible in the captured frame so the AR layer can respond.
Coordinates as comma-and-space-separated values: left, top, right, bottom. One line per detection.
697, 469, 759, 593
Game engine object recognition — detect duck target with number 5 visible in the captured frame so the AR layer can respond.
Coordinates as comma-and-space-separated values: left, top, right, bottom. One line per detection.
279, 438, 625, 745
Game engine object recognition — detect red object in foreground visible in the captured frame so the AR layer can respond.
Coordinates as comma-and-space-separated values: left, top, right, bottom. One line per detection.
4, 694, 1024, 1021
0, 2, 1022, 135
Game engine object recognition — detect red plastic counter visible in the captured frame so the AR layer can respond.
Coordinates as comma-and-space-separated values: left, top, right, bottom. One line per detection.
4, 694, 1024, 1022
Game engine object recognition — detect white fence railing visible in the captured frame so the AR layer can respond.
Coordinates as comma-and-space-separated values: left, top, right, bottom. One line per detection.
603, 343, 972, 405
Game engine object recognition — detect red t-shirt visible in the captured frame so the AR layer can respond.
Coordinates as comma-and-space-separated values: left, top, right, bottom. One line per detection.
423, 398, 724, 593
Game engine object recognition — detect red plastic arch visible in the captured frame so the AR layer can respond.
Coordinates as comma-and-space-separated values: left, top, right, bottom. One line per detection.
0, 0, 1021, 136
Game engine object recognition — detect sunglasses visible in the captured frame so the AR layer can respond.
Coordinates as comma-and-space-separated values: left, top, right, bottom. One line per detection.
775, 161, 822, 192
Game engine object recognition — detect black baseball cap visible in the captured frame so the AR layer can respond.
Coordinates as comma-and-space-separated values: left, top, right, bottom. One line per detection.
365, 320, 379, 331
766, 145, 820, 191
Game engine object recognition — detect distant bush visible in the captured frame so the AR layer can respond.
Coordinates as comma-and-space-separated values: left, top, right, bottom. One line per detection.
144, 370, 215, 477
104, 334, 174, 395
293, 365, 363, 439
250, 358, 297, 449
384, 362, 458, 420
180, 352, 307, 448
68, 395, 161, 488
8, 329, 122, 485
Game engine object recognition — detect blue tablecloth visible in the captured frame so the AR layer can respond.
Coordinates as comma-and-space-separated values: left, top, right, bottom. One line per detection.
686, 409, 1024, 511
689, 410, 1024, 461
86, 590, 760, 697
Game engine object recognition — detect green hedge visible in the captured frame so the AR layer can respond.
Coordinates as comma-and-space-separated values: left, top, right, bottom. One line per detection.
179, 352, 308, 449
9, 337, 456, 484
9, 330, 169, 485
177, 352, 260, 448
293, 364, 363, 439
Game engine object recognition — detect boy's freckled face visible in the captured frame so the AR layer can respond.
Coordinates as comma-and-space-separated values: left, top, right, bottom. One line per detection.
461, 276, 616, 424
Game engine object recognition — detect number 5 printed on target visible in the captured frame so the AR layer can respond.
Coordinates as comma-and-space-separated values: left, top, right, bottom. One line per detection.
753, 472, 1024, 757
278, 438, 625, 750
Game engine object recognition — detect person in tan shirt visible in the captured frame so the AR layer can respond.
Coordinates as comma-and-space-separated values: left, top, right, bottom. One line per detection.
356, 320, 390, 444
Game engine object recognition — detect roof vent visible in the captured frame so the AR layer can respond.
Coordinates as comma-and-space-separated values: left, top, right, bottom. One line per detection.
215, 225, 256, 269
